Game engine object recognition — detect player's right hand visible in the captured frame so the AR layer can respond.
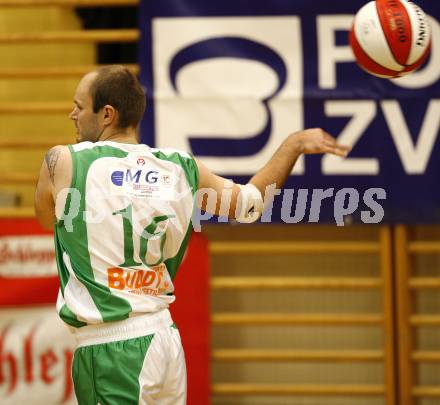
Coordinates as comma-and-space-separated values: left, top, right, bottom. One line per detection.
291, 128, 351, 157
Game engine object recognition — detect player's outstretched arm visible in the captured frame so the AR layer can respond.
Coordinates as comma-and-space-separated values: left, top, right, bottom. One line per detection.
35, 145, 72, 230
249, 128, 350, 198
195, 128, 351, 222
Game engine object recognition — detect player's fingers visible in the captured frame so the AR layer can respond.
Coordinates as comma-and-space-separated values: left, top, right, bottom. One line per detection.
324, 139, 351, 153
322, 133, 352, 151
323, 144, 350, 157
322, 131, 339, 143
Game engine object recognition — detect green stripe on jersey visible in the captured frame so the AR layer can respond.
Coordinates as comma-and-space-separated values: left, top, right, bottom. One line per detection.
151, 149, 199, 279
55, 144, 132, 324
59, 304, 87, 328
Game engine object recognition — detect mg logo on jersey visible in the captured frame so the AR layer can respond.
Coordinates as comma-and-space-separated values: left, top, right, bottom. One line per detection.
126, 169, 142, 183
109, 168, 175, 199
111, 169, 159, 186
111, 170, 124, 186
152, 16, 305, 174
145, 170, 159, 184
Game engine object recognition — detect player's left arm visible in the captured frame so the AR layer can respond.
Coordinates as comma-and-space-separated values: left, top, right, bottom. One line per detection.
195, 128, 351, 222
35, 145, 71, 230
196, 159, 242, 218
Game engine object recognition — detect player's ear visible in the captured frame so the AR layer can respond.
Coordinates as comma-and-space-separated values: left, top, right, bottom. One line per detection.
102, 105, 117, 126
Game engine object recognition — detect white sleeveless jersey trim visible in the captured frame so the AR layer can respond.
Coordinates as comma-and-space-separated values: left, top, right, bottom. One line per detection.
72, 141, 149, 152
71, 140, 128, 152
56, 289, 65, 313
72, 142, 194, 162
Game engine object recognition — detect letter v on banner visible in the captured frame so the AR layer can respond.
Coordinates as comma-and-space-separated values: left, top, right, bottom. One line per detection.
382, 100, 440, 174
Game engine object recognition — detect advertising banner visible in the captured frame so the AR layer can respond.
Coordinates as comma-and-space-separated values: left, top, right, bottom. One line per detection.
139, 0, 440, 223
0, 219, 209, 405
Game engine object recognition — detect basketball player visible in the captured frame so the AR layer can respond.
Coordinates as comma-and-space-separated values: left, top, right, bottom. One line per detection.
34, 65, 350, 405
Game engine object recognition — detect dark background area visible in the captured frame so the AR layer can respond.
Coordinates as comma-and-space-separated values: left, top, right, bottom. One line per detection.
76, 6, 137, 64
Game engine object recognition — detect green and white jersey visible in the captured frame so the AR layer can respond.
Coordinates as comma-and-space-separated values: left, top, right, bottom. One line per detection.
54, 141, 199, 328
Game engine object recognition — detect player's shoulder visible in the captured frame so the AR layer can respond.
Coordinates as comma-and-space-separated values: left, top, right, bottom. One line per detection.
69, 141, 96, 152
149, 147, 193, 160
43, 145, 72, 186
44, 145, 70, 165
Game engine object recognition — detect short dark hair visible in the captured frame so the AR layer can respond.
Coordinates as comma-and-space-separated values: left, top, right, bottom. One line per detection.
89, 65, 146, 129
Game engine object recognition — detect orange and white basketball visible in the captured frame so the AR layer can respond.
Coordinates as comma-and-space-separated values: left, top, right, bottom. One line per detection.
350, 0, 431, 78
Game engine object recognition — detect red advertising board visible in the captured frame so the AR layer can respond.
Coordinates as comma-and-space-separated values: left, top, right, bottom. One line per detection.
0, 218, 209, 405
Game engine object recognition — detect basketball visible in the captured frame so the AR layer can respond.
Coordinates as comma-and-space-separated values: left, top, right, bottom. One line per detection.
350, 0, 431, 78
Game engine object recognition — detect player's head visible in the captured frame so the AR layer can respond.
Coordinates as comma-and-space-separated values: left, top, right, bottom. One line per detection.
69, 65, 146, 143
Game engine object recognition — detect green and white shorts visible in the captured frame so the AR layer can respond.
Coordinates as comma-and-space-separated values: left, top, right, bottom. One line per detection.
71, 309, 186, 405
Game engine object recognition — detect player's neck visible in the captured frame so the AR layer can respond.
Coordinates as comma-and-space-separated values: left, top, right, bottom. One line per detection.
98, 127, 138, 144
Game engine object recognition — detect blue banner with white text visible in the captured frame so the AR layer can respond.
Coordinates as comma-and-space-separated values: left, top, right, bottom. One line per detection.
139, 0, 440, 224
